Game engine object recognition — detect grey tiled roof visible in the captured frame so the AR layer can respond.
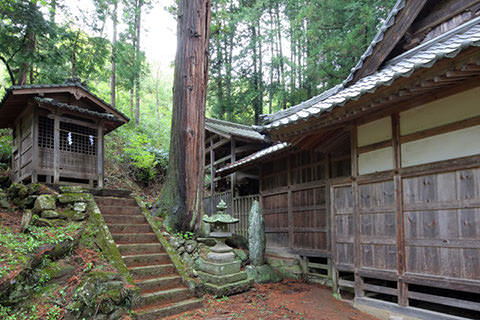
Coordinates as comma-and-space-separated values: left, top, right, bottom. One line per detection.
343, 0, 406, 86
206, 118, 265, 141
264, 18, 480, 130
217, 142, 290, 174
1, 83, 129, 122
34, 97, 122, 122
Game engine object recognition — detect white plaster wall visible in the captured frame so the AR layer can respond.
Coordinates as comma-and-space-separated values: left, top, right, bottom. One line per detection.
400, 86, 480, 135
358, 147, 394, 175
357, 117, 392, 147
401, 125, 480, 167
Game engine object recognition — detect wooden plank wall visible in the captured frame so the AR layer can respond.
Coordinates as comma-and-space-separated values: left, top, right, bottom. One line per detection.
260, 148, 351, 256
332, 85, 480, 318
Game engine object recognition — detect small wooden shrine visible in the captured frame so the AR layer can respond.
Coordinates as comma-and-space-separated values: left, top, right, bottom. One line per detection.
0, 81, 129, 187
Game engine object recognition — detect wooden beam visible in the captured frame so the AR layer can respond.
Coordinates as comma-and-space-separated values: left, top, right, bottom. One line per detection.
230, 138, 236, 197
392, 113, 407, 307
205, 138, 230, 153
31, 105, 38, 183
350, 126, 364, 298
97, 121, 104, 188
411, 0, 480, 36
53, 113, 60, 184
349, 0, 428, 84
213, 154, 232, 166
210, 139, 215, 209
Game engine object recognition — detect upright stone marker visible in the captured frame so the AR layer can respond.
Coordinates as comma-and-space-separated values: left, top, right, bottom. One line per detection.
248, 200, 265, 266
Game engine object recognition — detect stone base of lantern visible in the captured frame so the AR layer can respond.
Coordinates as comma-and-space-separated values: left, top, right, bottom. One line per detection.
202, 278, 253, 296
197, 258, 252, 296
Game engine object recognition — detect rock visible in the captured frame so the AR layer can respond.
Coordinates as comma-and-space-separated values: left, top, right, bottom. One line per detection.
169, 238, 181, 249
109, 309, 126, 320
177, 238, 186, 246
23, 195, 37, 209
72, 211, 87, 221
177, 246, 186, 255
73, 202, 87, 213
21, 209, 32, 231
7, 183, 29, 199
58, 193, 89, 204
35, 218, 66, 227
41, 210, 61, 219
182, 252, 194, 266
99, 299, 116, 314
185, 240, 197, 254
27, 184, 41, 195
245, 264, 282, 284
0, 193, 10, 209
266, 256, 303, 280
233, 249, 248, 263
0, 174, 11, 188
248, 200, 265, 266
59, 185, 85, 193
34, 194, 56, 212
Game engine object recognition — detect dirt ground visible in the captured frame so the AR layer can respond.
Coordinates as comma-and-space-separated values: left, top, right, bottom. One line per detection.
167, 280, 379, 320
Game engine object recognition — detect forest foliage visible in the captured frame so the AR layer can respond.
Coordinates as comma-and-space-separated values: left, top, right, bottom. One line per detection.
0, 0, 172, 186
207, 0, 396, 124
0, 0, 397, 186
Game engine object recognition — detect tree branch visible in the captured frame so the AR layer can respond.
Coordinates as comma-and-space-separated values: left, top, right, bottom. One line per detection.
0, 56, 16, 85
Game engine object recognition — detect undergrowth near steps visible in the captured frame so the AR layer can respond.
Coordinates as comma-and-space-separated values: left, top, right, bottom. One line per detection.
0, 223, 82, 279
0, 184, 136, 320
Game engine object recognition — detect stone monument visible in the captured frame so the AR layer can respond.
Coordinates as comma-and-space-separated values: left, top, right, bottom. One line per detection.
246, 200, 282, 283
197, 200, 253, 296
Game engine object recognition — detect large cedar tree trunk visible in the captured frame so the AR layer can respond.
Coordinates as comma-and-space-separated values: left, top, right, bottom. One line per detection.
154, 0, 211, 232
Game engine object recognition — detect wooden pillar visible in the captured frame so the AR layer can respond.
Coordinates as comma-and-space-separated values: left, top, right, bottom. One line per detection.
351, 125, 364, 298
287, 154, 293, 249
210, 138, 215, 213
13, 121, 21, 182
97, 121, 104, 188
230, 138, 236, 197
392, 114, 407, 306
53, 113, 60, 184
31, 106, 39, 183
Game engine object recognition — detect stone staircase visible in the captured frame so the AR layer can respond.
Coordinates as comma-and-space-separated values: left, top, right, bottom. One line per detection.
95, 195, 202, 319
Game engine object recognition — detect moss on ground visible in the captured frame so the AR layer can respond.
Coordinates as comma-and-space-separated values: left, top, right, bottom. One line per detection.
0, 185, 137, 320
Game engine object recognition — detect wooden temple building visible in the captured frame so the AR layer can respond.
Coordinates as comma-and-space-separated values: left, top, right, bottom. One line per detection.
0, 82, 129, 187
210, 0, 480, 319
204, 117, 268, 236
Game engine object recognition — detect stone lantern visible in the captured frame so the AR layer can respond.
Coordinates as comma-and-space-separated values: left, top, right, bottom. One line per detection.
197, 200, 253, 296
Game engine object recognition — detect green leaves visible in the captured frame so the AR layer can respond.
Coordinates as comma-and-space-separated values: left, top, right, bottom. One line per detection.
207, 0, 396, 122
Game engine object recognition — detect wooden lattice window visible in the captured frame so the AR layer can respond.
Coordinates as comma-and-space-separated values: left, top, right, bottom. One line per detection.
38, 116, 54, 149
60, 122, 97, 155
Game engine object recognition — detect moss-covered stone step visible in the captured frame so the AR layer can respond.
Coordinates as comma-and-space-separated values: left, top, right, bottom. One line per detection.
99, 205, 142, 215
116, 243, 165, 255
134, 275, 183, 292
123, 253, 171, 268
108, 223, 152, 234
95, 197, 138, 207
135, 298, 203, 320
112, 232, 158, 244
134, 287, 191, 308
129, 264, 176, 279
103, 214, 147, 225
